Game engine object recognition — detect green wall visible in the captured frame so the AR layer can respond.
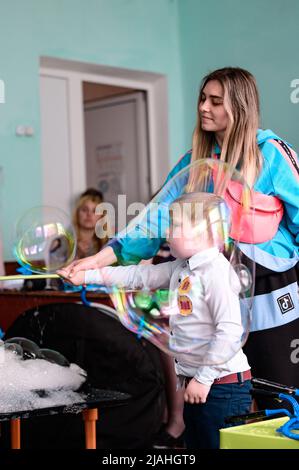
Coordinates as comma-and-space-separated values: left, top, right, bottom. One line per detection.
0, 0, 184, 259
1, 0, 298, 259
177, 0, 299, 151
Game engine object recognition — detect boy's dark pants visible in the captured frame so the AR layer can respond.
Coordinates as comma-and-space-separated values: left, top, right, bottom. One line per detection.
183, 380, 252, 449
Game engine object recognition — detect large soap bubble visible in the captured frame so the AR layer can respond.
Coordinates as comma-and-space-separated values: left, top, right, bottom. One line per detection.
5, 337, 42, 360
39, 348, 70, 367
14, 206, 76, 274
3, 338, 72, 368
102, 159, 256, 366
3, 342, 24, 357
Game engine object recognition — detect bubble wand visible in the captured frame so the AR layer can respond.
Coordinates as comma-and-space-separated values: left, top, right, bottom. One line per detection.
0, 273, 59, 281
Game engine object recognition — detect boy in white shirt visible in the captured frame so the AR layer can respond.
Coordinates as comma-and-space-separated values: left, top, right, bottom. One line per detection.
63, 192, 252, 448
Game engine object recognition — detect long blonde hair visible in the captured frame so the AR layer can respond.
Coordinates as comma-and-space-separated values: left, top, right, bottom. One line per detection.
191, 67, 262, 188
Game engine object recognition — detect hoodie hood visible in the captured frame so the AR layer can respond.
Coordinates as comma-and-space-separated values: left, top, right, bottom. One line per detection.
214, 129, 284, 155
257, 128, 281, 145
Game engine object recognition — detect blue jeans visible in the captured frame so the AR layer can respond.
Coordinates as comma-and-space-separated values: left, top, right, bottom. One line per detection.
183, 380, 252, 449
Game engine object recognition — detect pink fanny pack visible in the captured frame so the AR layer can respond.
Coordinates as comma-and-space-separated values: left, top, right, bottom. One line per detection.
224, 180, 284, 244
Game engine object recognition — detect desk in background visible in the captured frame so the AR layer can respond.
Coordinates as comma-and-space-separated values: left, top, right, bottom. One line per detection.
0, 290, 113, 332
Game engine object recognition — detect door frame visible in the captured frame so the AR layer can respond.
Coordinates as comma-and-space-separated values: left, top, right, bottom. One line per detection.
40, 57, 170, 201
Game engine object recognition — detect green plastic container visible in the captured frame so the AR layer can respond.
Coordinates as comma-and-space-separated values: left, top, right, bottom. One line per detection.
220, 417, 299, 449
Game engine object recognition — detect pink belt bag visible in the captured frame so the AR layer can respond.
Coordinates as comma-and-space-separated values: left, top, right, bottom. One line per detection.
224, 180, 284, 244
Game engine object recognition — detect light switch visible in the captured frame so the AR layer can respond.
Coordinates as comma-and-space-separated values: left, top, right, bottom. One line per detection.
16, 125, 35, 137
25, 126, 34, 136
16, 125, 26, 136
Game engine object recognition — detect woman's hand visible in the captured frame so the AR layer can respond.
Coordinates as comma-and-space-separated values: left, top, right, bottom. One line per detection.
58, 254, 100, 279
57, 246, 116, 283
184, 379, 211, 404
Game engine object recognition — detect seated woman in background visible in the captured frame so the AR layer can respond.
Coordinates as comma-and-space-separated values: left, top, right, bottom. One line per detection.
73, 188, 109, 260
37, 189, 109, 291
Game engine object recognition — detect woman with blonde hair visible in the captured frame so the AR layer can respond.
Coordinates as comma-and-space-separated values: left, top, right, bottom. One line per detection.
73, 188, 109, 260
61, 67, 299, 415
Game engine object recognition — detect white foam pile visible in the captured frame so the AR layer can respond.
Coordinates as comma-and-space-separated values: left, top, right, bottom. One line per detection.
0, 345, 87, 413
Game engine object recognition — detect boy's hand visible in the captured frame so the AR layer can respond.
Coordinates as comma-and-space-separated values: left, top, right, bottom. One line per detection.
58, 269, 86, 286
184, 378, 211, 404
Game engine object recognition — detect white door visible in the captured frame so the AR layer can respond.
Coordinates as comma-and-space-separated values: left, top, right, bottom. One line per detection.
40, 74, 72, 214
84, 93, 150, 213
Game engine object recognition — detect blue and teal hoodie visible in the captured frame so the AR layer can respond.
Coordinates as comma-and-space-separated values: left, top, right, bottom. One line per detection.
110, 129, 299, 269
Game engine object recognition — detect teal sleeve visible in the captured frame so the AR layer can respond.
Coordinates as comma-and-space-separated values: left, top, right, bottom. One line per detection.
117, 236, 164, 265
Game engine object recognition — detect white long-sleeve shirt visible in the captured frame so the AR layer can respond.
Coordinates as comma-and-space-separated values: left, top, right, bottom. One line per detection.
85, 247, 250, 386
